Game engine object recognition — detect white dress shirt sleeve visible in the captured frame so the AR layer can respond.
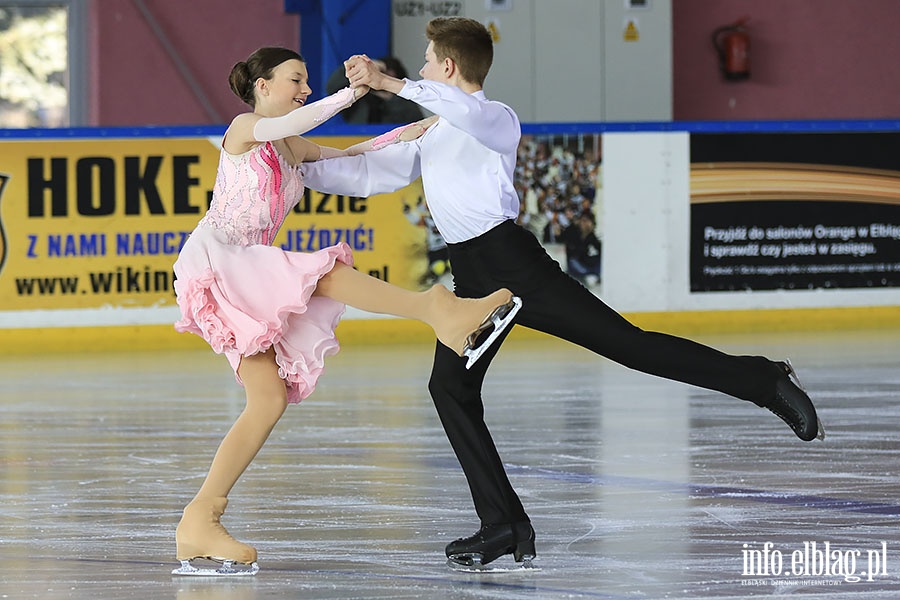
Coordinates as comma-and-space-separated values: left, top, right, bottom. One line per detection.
398, 79, 520, 154
300, 140, 422, 197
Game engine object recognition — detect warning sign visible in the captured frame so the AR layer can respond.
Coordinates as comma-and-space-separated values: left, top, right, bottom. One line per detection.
486, 19, 501, 43
624, 18, 639, 42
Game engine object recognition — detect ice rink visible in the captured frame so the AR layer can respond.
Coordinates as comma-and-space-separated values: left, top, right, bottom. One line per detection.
2, 328, 900, 599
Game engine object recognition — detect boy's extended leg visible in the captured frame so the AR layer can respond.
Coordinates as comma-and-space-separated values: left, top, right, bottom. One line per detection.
429, 221, 822, 570
515, 267, 823, 442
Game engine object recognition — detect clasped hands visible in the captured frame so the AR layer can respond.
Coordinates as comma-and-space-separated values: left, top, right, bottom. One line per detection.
344, 54, 436, 139
344, 55, 385, 92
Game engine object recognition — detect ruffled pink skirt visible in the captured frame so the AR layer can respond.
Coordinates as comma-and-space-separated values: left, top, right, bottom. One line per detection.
173, 226, 353, 404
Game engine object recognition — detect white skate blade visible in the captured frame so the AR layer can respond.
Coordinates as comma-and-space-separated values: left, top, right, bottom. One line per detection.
464, 296, 523, 369
172, 559, 260, 577
447, 557, 539, 573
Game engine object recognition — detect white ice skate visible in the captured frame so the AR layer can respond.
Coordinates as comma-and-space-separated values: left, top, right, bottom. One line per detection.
463, 296, 523, 369
172, 558, 260, 577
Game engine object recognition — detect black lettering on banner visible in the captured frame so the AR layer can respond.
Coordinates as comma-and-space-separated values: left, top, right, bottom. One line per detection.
76, 157, 117, 216
124, 156, 165, 215
294, 189, 367, 214
14, 275, 79, 295
87, 266, 173, 294
27, 157, 68, 217
367, 265, 389, 281
13, 267, 175, 296
26, 155, 207, 217
172, 155, 201, 214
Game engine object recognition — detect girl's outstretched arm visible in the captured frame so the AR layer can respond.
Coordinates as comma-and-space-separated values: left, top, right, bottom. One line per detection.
316, 115, 438, 159
224, 86, 369, 154
251, 87, 367, 141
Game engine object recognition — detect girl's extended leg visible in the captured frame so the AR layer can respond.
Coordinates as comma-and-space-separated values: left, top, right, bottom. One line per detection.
175, 348, 288, 567
315, 262, 518, 363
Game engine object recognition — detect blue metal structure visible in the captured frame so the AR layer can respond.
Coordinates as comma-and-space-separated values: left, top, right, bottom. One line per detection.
284, 0, 391, 101
5, 119, 900, 140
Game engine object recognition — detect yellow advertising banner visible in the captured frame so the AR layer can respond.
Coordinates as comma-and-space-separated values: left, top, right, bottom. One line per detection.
0, 135, 431, 314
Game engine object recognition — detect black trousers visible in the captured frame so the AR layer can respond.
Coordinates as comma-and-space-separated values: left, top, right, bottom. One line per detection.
428, 220, 781, 526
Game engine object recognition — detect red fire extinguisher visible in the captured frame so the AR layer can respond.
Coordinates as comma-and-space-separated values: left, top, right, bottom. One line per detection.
713, 17, 750, 80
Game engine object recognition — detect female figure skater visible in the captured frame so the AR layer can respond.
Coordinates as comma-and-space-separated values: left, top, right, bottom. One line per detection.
171, 47, 520, 576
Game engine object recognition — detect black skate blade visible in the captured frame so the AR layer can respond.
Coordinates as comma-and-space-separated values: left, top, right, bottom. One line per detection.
172, 558, 260, 577
446, 556, 539, 573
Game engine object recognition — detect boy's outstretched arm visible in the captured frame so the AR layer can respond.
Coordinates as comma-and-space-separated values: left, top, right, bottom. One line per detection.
300, 140, 422, 198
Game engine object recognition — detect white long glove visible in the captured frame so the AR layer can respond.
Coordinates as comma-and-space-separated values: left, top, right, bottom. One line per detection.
251, 87, 362, 142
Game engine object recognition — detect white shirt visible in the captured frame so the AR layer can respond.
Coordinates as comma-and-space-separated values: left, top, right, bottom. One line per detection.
301, 79, 521, 243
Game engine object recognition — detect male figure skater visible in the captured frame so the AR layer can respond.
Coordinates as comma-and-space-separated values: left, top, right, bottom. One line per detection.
301, 16, 823, 571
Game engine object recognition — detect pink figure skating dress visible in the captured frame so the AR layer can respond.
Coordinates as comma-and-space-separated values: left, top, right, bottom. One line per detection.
174, 141, 353, 404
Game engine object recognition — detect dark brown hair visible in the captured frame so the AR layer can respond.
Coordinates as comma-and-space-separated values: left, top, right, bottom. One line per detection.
228, 47, 304, 107
426, 17, 493, 87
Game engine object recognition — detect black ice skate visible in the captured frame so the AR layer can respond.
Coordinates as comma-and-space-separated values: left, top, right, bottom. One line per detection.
463, 296, 523, 369
757, 359, 825, 442
445, 522, 537, 572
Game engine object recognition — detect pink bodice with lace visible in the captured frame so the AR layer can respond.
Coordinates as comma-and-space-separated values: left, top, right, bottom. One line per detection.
199, 141, 304, 246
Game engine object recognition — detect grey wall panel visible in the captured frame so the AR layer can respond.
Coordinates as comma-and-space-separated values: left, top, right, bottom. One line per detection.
603, 0, 673, 121
461, 0, 537, 120
534, 0, 604, 121
391, 0, 671, 122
